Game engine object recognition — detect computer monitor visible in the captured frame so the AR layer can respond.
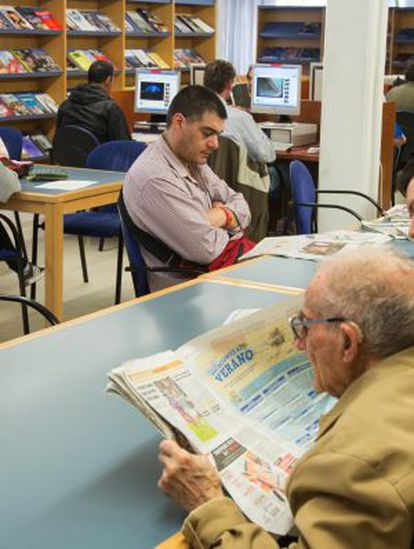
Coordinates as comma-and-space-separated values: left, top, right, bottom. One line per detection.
190, 64, 206, 86
134, 69, 181, 115
309, 62, 323, 101
250, 64, 302, 116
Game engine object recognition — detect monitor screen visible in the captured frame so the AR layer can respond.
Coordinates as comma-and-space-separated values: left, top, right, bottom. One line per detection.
190, 64, 206, 86
309, 62, 323, 101
134, 69, 181, 114
250, 64, 302, 116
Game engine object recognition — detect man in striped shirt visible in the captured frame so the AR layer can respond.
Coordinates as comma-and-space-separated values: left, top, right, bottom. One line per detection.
123, 85, 251, 291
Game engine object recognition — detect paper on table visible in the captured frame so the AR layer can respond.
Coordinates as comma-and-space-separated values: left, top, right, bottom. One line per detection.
38, 180, 97, 190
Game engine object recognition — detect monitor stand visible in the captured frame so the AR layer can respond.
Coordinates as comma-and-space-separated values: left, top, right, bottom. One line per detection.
134, 114, 167, 134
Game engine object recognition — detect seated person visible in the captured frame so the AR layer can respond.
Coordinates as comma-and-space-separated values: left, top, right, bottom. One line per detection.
397, 157, 414, 239
0, 162, 43, 285
56, 60, 131, 143
158, 247, 414, 548
122, 85, 251, 292
204, 59, 275, 165
386, 62, 414, 112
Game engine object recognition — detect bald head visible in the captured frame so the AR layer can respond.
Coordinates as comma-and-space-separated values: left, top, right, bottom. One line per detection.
306, 247, 414, 359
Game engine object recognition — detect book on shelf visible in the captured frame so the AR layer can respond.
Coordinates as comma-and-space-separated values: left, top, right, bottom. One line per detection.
0, 93, 32, 116
137, 7, 167, 33
33, 9, 62, 30
191, 15, 214, 33
125, 49, 168, 70
0, 97, 13, 117
67, 49, 114, 72
260, 21, 321, 38
106, 298, 337, 536
66, 9, 119, 32
174, 15, 192, 33
0, 10, 13, 29
0, 49, 26, 73
12, 48, 61, 73
175, 14, 213, 34
66, 9, 96, 32
126, 10, 153, 33
174, 48, 206, 68
30, 132, 53, 154
0, 6, 33, 30
15, 92, 46, 115
258, 47, 320, 63
15, 7, 48, 30
34, 92, 58, 113
147, 52, 169, 69
21, 135, 46, 160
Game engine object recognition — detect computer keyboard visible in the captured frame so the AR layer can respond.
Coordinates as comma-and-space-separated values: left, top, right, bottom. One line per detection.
272, 141, 293, 152
27, 167, 68, 182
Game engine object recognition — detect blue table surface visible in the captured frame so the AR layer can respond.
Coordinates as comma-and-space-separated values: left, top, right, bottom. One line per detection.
0, 280, 293, 549
220, 239, 414, 288
19, 167, 125, 195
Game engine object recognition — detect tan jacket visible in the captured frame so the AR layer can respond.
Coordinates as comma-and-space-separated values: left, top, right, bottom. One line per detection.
183, 346, 414, 548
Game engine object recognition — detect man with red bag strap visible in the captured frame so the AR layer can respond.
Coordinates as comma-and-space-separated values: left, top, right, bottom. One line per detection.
123, 85, 254, 291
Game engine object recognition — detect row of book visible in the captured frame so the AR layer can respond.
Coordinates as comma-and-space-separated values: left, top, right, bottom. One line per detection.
67, 49, 113, 72
0, 48, 60, 74
66, 9, 120, 33
0, 92, 58, 119
174, 14, 214, 34
125, 8, 167, 34
174, 48, 206, 68
125, 49, 168, 70
260, 22, 321, 38
0, 6, 61, 31
393, 53, 414, 69
258, 47, 321, 63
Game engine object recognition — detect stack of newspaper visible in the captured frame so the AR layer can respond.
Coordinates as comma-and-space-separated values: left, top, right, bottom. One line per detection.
107, 297, 336, 535
240, 231, 392, 262
362, 204, 410, 239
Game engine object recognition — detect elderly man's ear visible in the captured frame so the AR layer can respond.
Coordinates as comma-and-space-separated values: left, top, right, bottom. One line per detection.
341, 322, 362, 364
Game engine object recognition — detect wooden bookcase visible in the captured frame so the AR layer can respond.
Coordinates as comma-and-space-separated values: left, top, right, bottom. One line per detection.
256, 6, 325, 77
0, 0, 216, 137
387, 6, 414, 74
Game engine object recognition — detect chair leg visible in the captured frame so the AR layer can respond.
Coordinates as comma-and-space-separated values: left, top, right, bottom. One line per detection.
30, 214, 40, 300
16, 256, 30, 335
98, 237, 105, 251
78, 236, 89, 283
114, 234, 124, 305
14, 212, 28, 262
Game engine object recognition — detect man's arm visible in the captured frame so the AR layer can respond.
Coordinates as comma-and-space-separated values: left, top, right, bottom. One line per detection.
203, 165, 251, 230
126, 175, 230, 264
107, 103, 131, 141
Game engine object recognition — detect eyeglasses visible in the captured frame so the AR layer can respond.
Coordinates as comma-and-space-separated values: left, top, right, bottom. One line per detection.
288, 310, 347, 341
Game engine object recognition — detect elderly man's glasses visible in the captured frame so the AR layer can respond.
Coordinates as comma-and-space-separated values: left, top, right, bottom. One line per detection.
288, 310, 347, 341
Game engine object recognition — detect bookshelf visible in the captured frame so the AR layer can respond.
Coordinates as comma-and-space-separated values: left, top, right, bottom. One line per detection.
0, 0, 215, 138
388, 6, 414, 74
256, 6, 325, 76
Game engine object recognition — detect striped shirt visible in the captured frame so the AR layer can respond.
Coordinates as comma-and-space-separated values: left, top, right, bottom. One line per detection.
123, 134, 251, 291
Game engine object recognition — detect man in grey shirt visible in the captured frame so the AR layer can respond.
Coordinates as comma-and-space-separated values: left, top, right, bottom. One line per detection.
123, 85, 251, 292
204, 59, 276, 165
386, 63, 414, 113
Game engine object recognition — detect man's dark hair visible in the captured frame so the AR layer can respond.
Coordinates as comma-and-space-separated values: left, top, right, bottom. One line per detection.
88, 60, 114, 84
166, 85, 227, 127
204, 60, 236, 94
405, 62, 414, 83
397, 158, 414, 196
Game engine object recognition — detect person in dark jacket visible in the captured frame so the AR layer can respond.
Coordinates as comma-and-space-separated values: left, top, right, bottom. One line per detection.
56, 60, 131, 143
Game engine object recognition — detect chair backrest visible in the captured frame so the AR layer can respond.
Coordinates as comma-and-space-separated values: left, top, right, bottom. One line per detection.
290, 160, 317, 234
118, 200, 150, 297
231, 83, 251, 110
86, 140, 146, 172
52, 125, 100, 167
0, 295, 59, 326
396, 111, 414, 166
0, 127, 23, 160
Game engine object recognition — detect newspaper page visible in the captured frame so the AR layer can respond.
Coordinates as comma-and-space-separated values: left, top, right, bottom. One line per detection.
362, 204, 410, 239
240, 231, 391, 262
107, 297, 336, 535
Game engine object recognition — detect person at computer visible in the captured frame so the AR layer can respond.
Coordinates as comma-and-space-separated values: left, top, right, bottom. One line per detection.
386, 62, 414, 112
122, 85, 252, 292
56, 60, 131, 143
158, 247, 414, 549
204, 59, 275, 166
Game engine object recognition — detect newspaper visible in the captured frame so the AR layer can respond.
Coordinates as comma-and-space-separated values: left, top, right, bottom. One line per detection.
107, 297, 337, 535
362, 204, 410, 239
240, 231, 392, 262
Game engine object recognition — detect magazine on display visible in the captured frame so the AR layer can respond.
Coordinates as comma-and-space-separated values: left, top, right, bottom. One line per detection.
107, 298, 337, 535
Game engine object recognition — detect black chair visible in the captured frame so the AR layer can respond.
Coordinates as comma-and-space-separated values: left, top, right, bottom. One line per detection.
52, 125, 100, 167
231, 82, 251, 110
0, 295, 59, 331
290, 160, 385, 234
0, 214, 30, 333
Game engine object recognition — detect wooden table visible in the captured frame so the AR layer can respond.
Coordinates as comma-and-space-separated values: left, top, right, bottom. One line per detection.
0, 167, 124, 319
